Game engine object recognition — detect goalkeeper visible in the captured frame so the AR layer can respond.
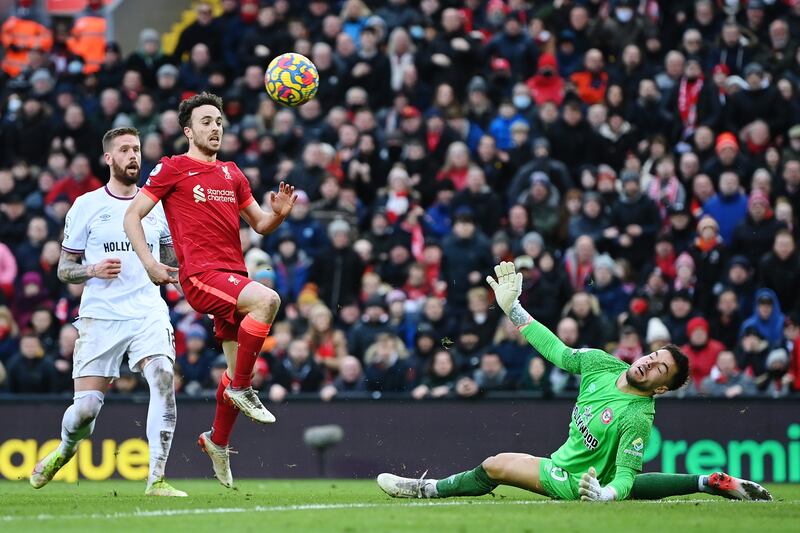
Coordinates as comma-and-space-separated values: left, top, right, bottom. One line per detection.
378, 262, 772, 502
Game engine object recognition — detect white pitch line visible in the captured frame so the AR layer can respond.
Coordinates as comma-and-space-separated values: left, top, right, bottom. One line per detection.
1, 498, 781, 522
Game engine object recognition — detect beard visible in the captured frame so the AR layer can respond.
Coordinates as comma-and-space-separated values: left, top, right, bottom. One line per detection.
193, 134, 220, 157
112, 160, 139, 185
625, 366, 650, 392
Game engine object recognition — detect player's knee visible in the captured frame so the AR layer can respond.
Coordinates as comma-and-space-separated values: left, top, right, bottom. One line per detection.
482, 455, 505, 481
74, 391, 104, 423
252, 287, 281, 316
263, 288, 281, 311
146, 357, 175, 394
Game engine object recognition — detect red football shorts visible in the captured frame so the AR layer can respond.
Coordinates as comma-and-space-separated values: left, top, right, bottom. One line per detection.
182, 270, 252, 341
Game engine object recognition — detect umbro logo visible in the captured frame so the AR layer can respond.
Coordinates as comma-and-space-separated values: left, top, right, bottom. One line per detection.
193, 184, 206, 203
228, 275, 240, 285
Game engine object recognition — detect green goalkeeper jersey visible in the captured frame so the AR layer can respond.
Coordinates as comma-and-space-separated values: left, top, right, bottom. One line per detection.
521, 321, 654, 487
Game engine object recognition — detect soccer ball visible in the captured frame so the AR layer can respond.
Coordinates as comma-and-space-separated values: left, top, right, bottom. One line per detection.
264, 53, 319, 107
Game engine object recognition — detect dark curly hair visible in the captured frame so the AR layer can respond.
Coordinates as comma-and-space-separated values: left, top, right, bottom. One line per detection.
662, 344, 691, 391
177, 92, 223, 129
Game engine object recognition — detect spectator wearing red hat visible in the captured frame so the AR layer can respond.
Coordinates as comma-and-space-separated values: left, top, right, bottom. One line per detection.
526, 53, 565, 106
731, 189, 786, 268
702, 131, 754, 185
569, 48, 608, 105
682, 316, 726, 388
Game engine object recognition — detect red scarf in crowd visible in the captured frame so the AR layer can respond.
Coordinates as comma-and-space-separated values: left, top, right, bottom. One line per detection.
694, 235, 721, 254
655, 251, 677, 280
565, 256, 593, 291
678, 76, 704, 130
648, 175, 681, 225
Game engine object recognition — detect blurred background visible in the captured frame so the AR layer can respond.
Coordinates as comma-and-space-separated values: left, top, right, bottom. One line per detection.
0, 0, 798, 482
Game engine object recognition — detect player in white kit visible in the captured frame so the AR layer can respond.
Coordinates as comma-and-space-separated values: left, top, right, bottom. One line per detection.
30, 127, 187, 497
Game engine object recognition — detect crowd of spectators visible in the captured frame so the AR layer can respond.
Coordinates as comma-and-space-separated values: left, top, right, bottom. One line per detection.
1, 0, 800, 399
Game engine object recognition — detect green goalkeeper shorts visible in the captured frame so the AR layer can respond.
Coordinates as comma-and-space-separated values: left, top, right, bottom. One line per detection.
539, 458, 581, 500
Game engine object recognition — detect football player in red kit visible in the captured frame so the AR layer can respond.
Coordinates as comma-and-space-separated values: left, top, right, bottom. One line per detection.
124, 92, 296, 487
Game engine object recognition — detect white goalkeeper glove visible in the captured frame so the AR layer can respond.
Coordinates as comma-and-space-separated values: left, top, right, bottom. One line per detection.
579, 467, 617, 502
485, 261, 522, 315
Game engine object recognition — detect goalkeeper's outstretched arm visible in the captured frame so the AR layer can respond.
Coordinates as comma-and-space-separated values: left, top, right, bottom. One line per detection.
486, 261, 579, 374
578, 466, 637, 502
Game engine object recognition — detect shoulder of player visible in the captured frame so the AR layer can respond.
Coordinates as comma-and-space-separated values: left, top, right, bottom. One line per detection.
148, 155, 192, 184
575, 348, 628, 370
618, 399, 656, 426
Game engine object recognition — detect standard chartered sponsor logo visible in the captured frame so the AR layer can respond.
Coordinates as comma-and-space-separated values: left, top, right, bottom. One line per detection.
206, 188, 236, 203
193, 184, 235, 204
193, 184, 206, 203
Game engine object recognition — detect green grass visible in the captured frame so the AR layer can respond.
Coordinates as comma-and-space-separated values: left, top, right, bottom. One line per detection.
1, 480, 798, 533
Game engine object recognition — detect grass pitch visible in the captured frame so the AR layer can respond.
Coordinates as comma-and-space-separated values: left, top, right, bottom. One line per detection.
1, 480, 798, 533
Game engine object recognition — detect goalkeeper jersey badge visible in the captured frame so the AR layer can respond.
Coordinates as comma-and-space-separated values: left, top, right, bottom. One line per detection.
601, 408, 613, 424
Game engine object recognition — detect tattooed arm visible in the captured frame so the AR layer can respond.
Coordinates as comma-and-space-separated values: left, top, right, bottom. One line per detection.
57, 250, 92, 284
159, 243, 183, 295
57, 250, 122, 284
160, 243, 179, 269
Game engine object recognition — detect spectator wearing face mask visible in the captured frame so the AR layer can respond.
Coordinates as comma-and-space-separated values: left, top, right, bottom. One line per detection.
756, 347, 793, 398
587, 0, 655, 59
526, 53, 565, 106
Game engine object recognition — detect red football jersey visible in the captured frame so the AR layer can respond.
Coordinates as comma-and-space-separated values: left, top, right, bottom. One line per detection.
141, 154, 255, 279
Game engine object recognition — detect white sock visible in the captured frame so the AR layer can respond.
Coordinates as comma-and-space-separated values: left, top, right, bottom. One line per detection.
57, 390, 105, 457
698, 475, 709, 492
142, 357, 177, 486
423, 479, 439, 498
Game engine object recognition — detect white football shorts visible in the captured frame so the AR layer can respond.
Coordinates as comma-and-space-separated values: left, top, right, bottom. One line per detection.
72, 312, 176, 378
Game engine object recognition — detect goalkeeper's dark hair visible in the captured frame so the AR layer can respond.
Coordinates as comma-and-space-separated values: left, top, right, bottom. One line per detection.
102, 127, 139, 152
178, 92, 223, 129
662, 344, 690, 391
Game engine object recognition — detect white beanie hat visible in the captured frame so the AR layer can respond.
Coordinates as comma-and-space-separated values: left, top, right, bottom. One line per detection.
646, 317, 671, 345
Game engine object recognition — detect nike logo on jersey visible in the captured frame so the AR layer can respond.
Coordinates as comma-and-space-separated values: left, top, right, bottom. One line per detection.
193, 184, 206, 203
188, 171, 200, 176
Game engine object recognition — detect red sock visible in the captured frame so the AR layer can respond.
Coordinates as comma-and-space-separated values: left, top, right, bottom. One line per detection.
232, 314, 271, 389
211, 371, 238, 446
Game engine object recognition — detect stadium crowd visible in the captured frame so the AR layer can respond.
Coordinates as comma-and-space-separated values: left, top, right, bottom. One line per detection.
1, 0, 800, 399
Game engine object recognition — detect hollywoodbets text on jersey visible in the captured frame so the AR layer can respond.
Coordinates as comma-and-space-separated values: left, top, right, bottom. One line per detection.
103, 241, 154, 253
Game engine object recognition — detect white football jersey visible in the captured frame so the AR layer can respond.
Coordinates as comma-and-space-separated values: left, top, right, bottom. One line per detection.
62, 186, 172, 320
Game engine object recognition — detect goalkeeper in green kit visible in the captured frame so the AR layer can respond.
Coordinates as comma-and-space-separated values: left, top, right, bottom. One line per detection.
377, 262, 772, 502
